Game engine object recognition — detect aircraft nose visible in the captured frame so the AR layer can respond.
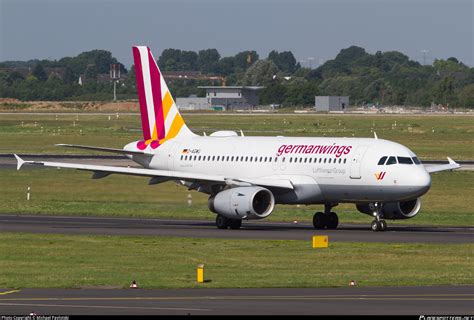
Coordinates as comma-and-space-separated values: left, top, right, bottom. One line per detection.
413, 170, 431, 196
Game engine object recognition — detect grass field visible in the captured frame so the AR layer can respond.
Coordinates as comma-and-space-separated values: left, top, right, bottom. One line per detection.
0, 113, 473, 160
0, 232, 471, 289
1, 169, 472, 226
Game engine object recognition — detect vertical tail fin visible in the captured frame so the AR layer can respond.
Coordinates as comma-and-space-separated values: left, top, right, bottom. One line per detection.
132, 46, 195, 150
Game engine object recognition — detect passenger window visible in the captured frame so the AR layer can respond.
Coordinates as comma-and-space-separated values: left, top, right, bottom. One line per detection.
412, 157, 421, 165
398, 156, 413, 164
386, 156, 397, 165
378, 156, 387, 165
245, 156, 248, 162
344, 158, 347, 164
319, 158, 322, 163
324, 158, 327, 163
339, 158, 342, 163
282, 157, 285, 162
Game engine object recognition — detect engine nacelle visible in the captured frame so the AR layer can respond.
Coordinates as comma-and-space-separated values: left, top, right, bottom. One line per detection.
208, 187, 275, 220
356, 198, 422, 220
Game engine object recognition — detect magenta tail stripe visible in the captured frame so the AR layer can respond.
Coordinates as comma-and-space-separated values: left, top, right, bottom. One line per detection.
132, 47, 151, 140
147, 48, 165, 140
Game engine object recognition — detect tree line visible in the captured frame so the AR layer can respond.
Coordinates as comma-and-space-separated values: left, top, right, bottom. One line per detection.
0, 46, 473, 108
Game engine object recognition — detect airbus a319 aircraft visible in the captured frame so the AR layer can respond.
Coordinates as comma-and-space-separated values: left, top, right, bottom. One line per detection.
15, 46, 461, 232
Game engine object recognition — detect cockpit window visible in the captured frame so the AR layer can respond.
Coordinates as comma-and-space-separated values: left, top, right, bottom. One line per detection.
378, 156, 387, 165
386, 156, 397, 165
412, 157, 421, 165
398, 157, 413, 164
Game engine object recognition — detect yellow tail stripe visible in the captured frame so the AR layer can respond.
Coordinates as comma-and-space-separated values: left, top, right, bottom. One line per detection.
162, 91, 174, 120
151, 123, 158, 140
165, 113, 185, 141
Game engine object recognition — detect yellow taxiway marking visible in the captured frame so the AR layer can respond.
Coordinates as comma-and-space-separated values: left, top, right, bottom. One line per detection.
0, 290, 20, 295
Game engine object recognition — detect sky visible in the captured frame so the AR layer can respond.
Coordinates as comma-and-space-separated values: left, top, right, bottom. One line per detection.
1, 0, 473, 68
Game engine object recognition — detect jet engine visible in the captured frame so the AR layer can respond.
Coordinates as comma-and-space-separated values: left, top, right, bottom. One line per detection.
208, 186, 275, 220
356, 198, 421, 220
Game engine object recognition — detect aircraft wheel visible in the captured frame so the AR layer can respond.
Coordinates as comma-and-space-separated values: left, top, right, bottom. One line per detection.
313, 212, 327, 229
371, 220, 381, 232
216, 215, 229, 229
379, 220, 387, 231
326, 212, 339, 229
228, 219, 242, 230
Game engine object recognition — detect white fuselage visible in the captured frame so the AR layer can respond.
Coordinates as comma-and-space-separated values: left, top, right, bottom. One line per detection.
126, 134, 431, 205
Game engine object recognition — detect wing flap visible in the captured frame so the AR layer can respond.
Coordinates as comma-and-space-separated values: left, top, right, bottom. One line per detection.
14, 155, 294, 190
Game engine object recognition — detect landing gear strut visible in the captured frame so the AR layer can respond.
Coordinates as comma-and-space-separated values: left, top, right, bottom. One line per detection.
370, 202, 387, 232
215, 215, 242, 230
313, 204, 339, 230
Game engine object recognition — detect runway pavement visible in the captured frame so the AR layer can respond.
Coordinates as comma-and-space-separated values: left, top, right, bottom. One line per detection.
0, 214, 472, 243
0, 286, 472, 315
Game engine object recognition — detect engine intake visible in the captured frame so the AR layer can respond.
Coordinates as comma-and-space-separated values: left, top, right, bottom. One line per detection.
356, 198, 421, 220
208, 186, 275, 220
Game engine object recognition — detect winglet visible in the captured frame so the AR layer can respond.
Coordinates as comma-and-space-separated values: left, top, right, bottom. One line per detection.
374, 131, 378, 139
447, 157, 456, 165
14, 154, 25, 171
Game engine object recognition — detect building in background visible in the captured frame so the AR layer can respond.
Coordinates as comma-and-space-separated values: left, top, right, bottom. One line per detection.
315, 96, 349, 112
176, 96, 209, 111
198, 86, 264, 110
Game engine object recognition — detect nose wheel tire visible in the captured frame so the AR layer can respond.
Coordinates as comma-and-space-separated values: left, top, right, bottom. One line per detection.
371, 219, 387, 232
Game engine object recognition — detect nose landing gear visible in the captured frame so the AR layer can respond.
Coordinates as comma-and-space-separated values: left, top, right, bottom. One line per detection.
313, 204, 339, 230
370, 202, 387, 232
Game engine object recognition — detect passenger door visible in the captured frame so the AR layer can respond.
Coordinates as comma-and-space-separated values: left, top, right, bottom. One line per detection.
350, 146, 368, 179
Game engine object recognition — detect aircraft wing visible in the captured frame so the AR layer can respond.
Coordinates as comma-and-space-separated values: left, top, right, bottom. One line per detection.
424, 157, 461, 174
14, 155, 294, 190
55, 144, 152, 156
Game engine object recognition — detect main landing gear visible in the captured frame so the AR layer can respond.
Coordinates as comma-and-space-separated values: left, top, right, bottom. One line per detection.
370, 202, 387, 232
215, 215, 242, 230
313, 204, 339, 230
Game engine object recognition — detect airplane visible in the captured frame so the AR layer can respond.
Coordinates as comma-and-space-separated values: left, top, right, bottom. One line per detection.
14, 46, 461, 232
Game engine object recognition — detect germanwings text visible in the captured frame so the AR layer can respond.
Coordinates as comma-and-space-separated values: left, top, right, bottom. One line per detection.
277, 144, 352, 158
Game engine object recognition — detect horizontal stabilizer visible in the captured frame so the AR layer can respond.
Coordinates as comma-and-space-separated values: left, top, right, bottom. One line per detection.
56, 144, 152, 156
